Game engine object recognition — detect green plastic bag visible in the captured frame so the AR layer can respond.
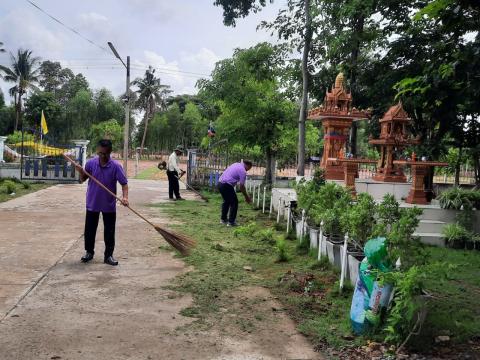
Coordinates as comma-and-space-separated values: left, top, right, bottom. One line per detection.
364, 237, 391, 272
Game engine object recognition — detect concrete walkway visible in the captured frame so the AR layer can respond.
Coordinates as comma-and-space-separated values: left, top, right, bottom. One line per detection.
0, 180, 319, 360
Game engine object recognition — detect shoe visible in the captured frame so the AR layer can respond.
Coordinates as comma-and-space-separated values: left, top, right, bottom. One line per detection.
104, 256, 119, 266
81, 252, 94, 263
169, 198, 176, 201
220, 220, 228, 225
176, 197, 185, 201
227, 222, 239, 227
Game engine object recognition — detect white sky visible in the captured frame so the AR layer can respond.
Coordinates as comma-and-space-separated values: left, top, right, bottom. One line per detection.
0, 0, 286, 102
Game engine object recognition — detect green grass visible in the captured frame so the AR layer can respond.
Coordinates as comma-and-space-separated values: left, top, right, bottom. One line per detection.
135, 166, 161, 180
153, 193, 480, 352
154, 193, 365, 349
411, 246, 480, 349
0, 178, 49, 203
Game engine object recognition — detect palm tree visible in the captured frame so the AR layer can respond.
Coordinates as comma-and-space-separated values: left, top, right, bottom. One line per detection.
133, 66, 171, 154
0, 49, 41, 130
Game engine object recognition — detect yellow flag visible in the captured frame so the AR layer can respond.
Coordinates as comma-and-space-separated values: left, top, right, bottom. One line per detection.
41, 110, 48, 135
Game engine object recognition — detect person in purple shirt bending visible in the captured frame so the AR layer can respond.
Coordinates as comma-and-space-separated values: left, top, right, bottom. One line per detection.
218, 161, 252, 226
74, 139, 129, 266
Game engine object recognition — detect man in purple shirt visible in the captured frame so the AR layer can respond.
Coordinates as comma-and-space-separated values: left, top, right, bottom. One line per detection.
75, 139, 129, 266
218, 161, 252, 226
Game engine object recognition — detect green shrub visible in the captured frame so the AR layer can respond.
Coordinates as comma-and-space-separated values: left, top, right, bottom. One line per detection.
437, 187, 480, 210
442, 223, 473, 249
386, 207, 426, 269
22, 181, 31, 189
1, 180, 17, 194
233, 222, 257, 237
377, 194, 401, 229
340, 193, 376, 247
310, 182, 352, 231
256, 228, 275, 245
275, 237, 289, 262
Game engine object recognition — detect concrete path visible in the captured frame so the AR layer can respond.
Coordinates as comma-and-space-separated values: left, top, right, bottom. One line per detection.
0, 179, 319, 360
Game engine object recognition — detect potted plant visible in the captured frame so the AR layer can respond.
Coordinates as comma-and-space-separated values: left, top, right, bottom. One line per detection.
442, 223, 473, 249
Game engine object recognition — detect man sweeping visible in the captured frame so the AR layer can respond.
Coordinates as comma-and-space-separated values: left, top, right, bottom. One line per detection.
167, 145, 185, 201
218, 160, 252, 226
75, 139, 128, 266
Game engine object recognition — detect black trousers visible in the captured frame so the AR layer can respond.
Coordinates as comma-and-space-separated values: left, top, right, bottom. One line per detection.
84, 210, 116, 258
218, 182, 238, 224
166, 170, 181, 199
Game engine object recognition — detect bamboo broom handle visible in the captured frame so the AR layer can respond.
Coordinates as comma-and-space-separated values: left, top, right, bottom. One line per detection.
63, 154, 157, 229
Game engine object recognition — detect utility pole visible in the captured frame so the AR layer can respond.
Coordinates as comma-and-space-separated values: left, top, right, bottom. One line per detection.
124, 56, 130, 174
108, 42, 130, 176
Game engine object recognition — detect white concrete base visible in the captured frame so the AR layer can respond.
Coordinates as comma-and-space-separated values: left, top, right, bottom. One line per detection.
355, 179, 411, 201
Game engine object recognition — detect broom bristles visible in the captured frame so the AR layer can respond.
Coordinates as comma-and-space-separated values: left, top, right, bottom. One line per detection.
154, 225, 196, 255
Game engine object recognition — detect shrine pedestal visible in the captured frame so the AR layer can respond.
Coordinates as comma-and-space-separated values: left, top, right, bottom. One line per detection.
326, 163, 346, 181
343, 162, 358, 196
405, 165, 429, 205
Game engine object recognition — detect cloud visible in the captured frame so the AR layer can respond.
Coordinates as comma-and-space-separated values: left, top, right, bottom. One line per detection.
125, 0, 182, 23
180, 47, 220, 71
0, 8, 67, 58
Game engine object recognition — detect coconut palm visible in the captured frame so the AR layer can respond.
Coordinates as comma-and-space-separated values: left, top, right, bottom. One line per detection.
0, 49, 41, 130
133, 66, 171, 154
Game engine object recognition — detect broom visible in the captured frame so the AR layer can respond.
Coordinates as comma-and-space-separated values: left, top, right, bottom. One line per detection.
158, 161, 209, 202
64, 155, 196, 255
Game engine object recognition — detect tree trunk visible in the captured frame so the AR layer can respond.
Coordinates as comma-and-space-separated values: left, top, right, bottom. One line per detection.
297, 0, 312, 176
265, 148, 276, 184
15, 94, 22, 131
454, 147, 463, 187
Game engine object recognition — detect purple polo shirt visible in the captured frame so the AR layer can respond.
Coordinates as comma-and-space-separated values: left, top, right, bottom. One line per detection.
85, 157, 128, 213
219, 162, 247, 187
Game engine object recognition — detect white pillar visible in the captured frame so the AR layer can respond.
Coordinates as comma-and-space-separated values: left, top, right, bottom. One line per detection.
0, 136, 7, 163
286, 202, 291, 234
257, 185, 261, 207
72, 140, 90, 167
318, 221, 324, 261
262, 186, 267, 213
339, 233, 349, 292
277, 198, 282, 223
269, 193, 273, 217
252, 184, 256, 204
300, 209, 306, 240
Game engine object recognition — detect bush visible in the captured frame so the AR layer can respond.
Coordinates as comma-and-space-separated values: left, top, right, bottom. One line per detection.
437, 187, 480, 210
256, 228, 275, 245
275, 237, 289, 262
377, 194, 401, 229
442, 223, 474, 249
340, 193, 376, 247
309, 182, 352, 230
233, 222, 257, 237
387, 207, 426, 269
1, 180, 17, 194
296, 235, 310, 255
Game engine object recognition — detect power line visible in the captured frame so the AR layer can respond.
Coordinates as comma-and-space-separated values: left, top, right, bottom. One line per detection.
25, 0, 110, 54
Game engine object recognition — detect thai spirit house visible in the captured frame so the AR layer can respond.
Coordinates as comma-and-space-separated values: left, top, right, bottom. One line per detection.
308, 73, 369, 180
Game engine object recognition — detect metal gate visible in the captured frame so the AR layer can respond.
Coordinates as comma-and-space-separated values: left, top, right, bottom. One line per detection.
18, 128, 83, 182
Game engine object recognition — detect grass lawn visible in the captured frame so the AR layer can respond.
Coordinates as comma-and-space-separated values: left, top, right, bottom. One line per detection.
135, 166, 167, 180
0, 178, 50, 203
154, 192, 480, 354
